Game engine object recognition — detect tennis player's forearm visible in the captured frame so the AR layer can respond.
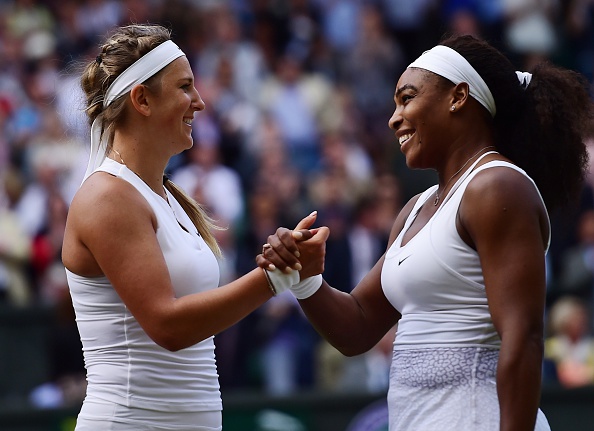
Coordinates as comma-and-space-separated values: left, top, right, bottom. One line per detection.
148, 268, 273, 351
497, 337, 543, 431
298, 282, 389, 356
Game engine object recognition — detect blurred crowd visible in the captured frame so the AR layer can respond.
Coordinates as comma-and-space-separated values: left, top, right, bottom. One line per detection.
0, 0, 594, 410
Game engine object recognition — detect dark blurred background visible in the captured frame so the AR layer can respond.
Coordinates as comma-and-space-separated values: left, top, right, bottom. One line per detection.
0, 0, 593, 430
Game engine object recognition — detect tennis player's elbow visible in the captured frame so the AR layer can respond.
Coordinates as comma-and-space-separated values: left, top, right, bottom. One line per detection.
331, 338, 371, 357
157, 336, 187, 352
145, 328, 183, 351
155, 325, 215, 351
153, 333, 205, 351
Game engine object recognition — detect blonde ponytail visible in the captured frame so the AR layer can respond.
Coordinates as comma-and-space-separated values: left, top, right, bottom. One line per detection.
164, 179, 222, 257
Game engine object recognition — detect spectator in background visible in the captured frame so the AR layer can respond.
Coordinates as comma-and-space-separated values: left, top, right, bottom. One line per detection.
316, 0, 361, 57
565, 0, 594, 85
348, 198, 386, 287
545, 296, 594, 388
342, 2, 406, 162
257, 290, 320, 395
74, 0, 122, 48
308, 131, 374, 212
25, 109, 85, 202
441, 0, 506, 41
244, 115, 309, 227
194, 54, 261, 173
315, 196, 390, 394
283, 0, 321, 65
0, 166, 32, 306
3, 0, 55, 42
53, 0, 94, 61
0, 97, 12, 171
502, 0, 560, 68
372, 173, 404, 246
555, 210, 594, 315
444, 6, 483, 37
171, 114, 245, 230
195, 4, 268, 105
379, 0, 440, 63
259, 49, 341, 174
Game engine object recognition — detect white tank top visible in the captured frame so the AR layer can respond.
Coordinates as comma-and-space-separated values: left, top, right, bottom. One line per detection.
66, 158, 222, 412
381, 154, 549, 350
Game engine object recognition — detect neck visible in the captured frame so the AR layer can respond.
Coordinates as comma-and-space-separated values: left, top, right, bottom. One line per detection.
438, 142, 495, 184
434, 145, 495, 206
111, 134, 169, 199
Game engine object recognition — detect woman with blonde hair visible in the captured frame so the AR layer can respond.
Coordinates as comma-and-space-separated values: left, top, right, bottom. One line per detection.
62, 24, 327, 430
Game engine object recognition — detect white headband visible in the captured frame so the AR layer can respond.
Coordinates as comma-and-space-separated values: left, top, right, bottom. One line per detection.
408, 45, 497, 117
83, 40, 185, 182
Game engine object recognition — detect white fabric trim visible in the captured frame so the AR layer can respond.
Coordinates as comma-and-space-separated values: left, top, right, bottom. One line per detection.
516, 71, 532, 89
291, 274, 323, 299
408, 45, 496, 117
83, 40, 185, 182
265, 268, 299, 295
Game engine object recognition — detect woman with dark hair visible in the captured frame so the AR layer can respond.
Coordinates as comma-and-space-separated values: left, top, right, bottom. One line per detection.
62, 24, 327, 430
259, 34, 593, 430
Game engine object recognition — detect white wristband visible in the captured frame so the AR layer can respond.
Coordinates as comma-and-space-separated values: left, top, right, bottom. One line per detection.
265, 268, 299, 295
291, 274, 323, 299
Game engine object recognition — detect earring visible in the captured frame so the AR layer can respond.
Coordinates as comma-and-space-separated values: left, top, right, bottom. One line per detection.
450, 105, 456, 111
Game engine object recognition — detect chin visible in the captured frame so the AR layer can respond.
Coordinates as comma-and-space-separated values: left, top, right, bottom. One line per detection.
404, 155, 430, 172
181, 138, 194, 152
402, 145, 428, 170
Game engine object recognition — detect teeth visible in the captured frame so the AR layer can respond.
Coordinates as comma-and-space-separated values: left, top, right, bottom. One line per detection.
399, 133, 413, 145
183, 118, 193, 126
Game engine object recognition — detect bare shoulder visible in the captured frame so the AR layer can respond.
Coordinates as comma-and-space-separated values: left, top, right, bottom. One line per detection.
63, 172, 157, 274
463, 165, 545, 213
459, 164, 549, 249
69, 172, 156, 230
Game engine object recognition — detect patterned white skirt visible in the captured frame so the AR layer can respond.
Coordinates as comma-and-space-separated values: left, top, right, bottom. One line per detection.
387, 347, 550, 431
75, 396, 222, 431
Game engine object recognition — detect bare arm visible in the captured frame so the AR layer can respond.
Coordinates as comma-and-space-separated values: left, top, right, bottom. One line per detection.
296, 256, 400, 356
62, 174, 307, 351
460, 168, 549, 431
258, 196, 422, 356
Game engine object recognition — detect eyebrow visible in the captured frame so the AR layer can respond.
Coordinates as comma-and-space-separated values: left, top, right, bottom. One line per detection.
395, 83, 418, 97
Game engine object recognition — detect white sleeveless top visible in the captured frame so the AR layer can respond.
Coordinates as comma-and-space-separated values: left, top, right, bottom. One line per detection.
66, 158, 222, 412
381, 154, 549, 350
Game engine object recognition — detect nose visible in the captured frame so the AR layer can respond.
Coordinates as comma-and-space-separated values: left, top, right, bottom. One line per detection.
388, 105, 402, 130
192, 87, 206, 112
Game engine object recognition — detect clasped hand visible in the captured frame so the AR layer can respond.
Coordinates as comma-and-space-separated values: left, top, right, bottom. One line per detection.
255, 211, 329, 281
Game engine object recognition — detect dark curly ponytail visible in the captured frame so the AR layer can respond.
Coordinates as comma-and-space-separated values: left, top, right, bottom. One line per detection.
440, 34, 593, 213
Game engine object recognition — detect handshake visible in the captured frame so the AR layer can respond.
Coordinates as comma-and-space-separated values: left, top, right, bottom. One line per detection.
256, 211, 329, 299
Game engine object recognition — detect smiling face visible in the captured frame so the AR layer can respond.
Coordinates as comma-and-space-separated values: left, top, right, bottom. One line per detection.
146, 56, 205, 155
388, 68, 453, 169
